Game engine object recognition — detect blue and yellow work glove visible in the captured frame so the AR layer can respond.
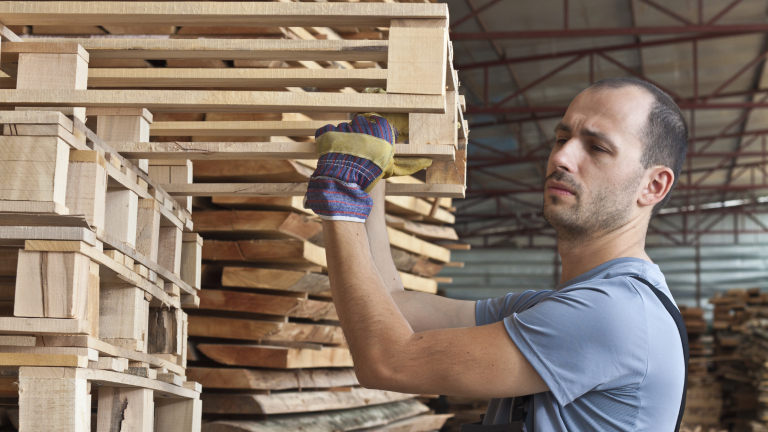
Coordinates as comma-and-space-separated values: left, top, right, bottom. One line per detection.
303, 113, 432, 222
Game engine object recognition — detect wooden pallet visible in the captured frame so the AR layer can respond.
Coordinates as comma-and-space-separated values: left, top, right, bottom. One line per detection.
0, 1, 468, 199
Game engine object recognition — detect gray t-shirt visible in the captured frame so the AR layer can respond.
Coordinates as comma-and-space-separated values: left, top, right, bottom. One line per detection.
475, 257, 684, 432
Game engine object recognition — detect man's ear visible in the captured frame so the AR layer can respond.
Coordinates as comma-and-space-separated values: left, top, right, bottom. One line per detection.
638, 166, 674, 209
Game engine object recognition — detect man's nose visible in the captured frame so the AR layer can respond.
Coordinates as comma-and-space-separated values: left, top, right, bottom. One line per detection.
549, 138, 581, 174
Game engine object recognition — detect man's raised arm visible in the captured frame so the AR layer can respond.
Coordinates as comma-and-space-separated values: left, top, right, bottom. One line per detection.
364, 181, 476, 332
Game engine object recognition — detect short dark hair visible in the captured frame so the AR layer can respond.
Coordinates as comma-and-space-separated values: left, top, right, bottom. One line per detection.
588, 78, 688, 216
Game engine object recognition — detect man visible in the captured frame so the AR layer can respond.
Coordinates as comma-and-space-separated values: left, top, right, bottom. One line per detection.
303, 77, 688, 432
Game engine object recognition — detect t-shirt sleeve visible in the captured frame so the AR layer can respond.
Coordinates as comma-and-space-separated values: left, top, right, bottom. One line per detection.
503, 283, 648, 406
475, 290, 553, 326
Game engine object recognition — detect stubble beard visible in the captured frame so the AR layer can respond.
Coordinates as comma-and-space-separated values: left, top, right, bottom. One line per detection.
543, 170, 643, 244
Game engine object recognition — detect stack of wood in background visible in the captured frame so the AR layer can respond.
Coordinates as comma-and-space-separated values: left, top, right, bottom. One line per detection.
0, 2, 468, 430
0, 66, 202, 432
681, 306, 724, 431
710, 289, 762, 432
184, 158, 458, 431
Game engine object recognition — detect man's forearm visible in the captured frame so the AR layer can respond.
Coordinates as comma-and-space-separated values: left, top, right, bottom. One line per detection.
322, 220, 413, 383
363, 181, 476, 331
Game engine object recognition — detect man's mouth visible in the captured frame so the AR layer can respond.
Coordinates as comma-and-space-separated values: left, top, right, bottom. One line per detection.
545, 180, 576, 196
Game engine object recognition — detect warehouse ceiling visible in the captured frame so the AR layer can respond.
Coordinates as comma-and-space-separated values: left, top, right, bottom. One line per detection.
447, 0, 768, 248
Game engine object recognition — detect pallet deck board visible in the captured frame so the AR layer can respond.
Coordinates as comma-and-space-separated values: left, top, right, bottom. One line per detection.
109, 141, 456, 161
0, 2, 448, 27
0, 89, 446, 113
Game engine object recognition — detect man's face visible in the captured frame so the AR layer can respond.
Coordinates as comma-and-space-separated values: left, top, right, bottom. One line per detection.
543, 86, 654, 241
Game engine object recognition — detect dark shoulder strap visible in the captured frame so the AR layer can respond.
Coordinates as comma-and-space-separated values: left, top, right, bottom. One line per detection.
630, 276, 688, 432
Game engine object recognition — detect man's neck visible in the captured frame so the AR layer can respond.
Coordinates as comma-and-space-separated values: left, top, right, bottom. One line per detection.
557, 220, 650, 285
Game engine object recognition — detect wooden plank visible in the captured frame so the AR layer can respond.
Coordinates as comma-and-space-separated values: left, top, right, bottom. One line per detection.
0, 136, 70, 205
4, 39, 389, 62
390, 248, 443, 278
386, 19, 447, 96
185, 367, 358, 391
385, 214, 458, 241
18, 368, 90, 432
385, 195, 455, 224
0, 23, 22, 42
196, 344, 352, 369
0, 89, 446, 114
13, 249, 91, 319
399, 271, 437, 294
104, 189, 139, 248
99, 284, 149, 348
89, 67, 388, 88
97, 387, 154, 432
147, 307, 177, 355
0, 226, 96, 245
24, 240, 180, 307
221, 267, 330, 294
163, 183, 465, 198
0, 317, 89, 335
211, 196, 312, 214
195, 159, 312, 183
158, 226, 183, 275
66, 150, 108, 230
188, 316, 344, 344
109, 141, 455, 161
200, 388, 414, 415
200, 399, 429, 432
0, 352, 88, 367
180, 233, 202, 290
198, 289, 337, 320
0, 110, 73, 131
0, 3, 448, 27
373, 413, 454, 432
150, 120, 346, 137
19, 366, 200, 399
387, 227, 450, 263
203, 239, 326, 267
155, 398, 202, 432
39, 335, 185, 376
193, 210, 321, 241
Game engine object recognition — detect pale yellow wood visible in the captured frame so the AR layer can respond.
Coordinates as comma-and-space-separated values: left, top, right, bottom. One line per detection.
0, 89, 446, 114
7, 38, 389, 61
89, 67, 388, 88
159, 226, 182, 276
136, 198, 161, 263
0, 317, 89, 335
386, 19, 447, 95
0, 136, 70, 205
18, 371, 90, 432
0, 3, 448, 28
0, 226, 96, 246
387, 227, 450, 263
110, 141, 455, 161
24, 240, 180, 308
89, 356, 128, 372
40, 335, 185, 376
180, 234, 201, 290
99, 284, 149, 349
97, 114, 150, 173
104, 190, 139, 248
200, 388, 414, 415
162, 182, 465, 198
410, 90, 458, 147
150, 120, 345, 137
0, 110, 73, 131
97, 387, 154, 432
170, 161, 192, 212
0, 336, 35, 346
398, 271, 438, 294
0, 23, 22, 42
385, 195, 456, 224
66, 150, 107, 230
87, 107, 153, 123
0, 352, 88, 367
16, 52, 88, 90
19, 366, 200, 399
155, 398, 202, 432
14, 249, 90, 319
0, 346, 97, 361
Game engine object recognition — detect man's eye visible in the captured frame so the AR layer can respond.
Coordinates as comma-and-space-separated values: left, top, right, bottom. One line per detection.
591, 145, 607, 153
556, 139, 567, 145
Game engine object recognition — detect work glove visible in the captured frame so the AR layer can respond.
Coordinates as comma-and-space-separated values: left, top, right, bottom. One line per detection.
304, 113, 432, 222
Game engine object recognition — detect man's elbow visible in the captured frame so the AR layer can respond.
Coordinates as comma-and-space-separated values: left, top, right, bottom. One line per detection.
354, 356, 393, 390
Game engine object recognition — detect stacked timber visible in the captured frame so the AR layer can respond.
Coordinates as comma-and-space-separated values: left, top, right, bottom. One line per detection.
0, 1, 467, 430
185, 164, 457, 431
681, 306, 723, 430
0, 77, 202, 430
710, 289, 764, 432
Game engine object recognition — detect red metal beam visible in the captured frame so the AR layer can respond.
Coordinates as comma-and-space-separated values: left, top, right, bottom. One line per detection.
455, 32, 735, 70
492, 55, 585, 108
450, 23, 768, 40
449, 0, 505, 30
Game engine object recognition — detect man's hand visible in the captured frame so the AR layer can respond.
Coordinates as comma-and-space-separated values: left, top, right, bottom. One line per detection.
303, 114, 430, 223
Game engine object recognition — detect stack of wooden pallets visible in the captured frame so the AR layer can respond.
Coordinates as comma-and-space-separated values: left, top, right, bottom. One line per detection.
0, 47, 203, 432
0, 0, 467, 430
709, 288, 767, 432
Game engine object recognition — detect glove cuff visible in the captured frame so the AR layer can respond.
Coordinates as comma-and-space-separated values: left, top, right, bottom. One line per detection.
304, 176, 372, 223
